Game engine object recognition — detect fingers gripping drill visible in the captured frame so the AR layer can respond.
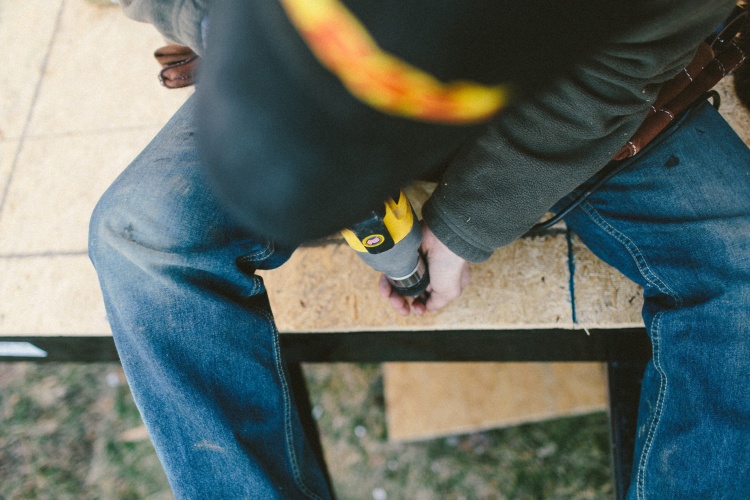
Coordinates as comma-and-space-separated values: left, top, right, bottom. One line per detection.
341, 191, 430, 301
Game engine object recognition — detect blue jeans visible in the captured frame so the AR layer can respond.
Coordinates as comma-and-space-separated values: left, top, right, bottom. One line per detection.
554, 101, 750, 499
89, 94, 749, 498
89, 94, 328, 499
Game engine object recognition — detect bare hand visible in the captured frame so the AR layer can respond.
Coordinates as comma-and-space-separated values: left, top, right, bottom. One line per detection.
379, 224, 471, 316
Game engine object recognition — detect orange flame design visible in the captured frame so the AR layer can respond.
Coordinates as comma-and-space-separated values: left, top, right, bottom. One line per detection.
278, 0, 510, 124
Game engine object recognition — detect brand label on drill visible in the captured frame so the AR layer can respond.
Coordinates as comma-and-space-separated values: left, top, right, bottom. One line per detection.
363, 234, 385, 248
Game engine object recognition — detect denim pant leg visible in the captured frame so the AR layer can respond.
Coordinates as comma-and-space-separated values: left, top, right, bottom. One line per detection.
558, 102, 750, 499
88, 94, 331, 499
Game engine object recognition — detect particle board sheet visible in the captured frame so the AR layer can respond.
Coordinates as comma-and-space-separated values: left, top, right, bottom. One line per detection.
383, 361, 608, 442
571, 235, 645, 328
259, 233, 573, 333
0, 255, 109, 336
715, 77, 750, 147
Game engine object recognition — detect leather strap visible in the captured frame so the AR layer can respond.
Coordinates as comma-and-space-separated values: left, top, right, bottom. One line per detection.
154, 44, 200, 89
614, 5, 749, 160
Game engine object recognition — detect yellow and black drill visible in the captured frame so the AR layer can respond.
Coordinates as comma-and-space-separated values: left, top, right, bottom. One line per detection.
342, 191, 430, 300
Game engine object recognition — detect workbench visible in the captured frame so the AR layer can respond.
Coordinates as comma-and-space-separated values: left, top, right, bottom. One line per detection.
3, 4, 749, 496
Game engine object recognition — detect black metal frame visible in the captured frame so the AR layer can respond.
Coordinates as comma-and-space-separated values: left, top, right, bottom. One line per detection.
0, 329, 650, 499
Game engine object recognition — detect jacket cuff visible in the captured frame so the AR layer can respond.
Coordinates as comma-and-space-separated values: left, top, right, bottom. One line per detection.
422, 198, 496, 263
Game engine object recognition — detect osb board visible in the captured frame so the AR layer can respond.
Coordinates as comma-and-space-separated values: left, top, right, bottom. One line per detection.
259, 234, 574, 333
383, 362, 607, 442
715, 76, 750, 146
571, 236, 644, 328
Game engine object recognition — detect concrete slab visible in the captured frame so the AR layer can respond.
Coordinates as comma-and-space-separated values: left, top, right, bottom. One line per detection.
0, 0, 63, 140
26, 0, 191, 137
0, 130, 161, 255
0, 140, 18, 198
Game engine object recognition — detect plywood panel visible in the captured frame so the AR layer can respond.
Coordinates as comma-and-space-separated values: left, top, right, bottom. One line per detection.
384, 362, 607, 442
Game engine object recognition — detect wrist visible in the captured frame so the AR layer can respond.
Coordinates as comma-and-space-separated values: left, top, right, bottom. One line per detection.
422, 201, 493, 263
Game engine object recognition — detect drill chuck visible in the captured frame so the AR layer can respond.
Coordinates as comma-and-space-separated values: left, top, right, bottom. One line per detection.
386, 252, 430, 297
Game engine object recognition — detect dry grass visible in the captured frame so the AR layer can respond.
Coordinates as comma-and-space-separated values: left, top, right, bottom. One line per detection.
0, 362, 612, 499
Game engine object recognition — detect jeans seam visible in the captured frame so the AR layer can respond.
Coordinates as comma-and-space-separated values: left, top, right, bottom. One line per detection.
267, 310, 324, 500
579, 202, 684, 306
636, 312, 668, 500
237, 243, 274, 296
236, 241, 274, 264
578, 201, 678, 499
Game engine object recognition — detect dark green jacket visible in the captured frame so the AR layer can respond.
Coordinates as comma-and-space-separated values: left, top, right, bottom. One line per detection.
123, 0, 735, 260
